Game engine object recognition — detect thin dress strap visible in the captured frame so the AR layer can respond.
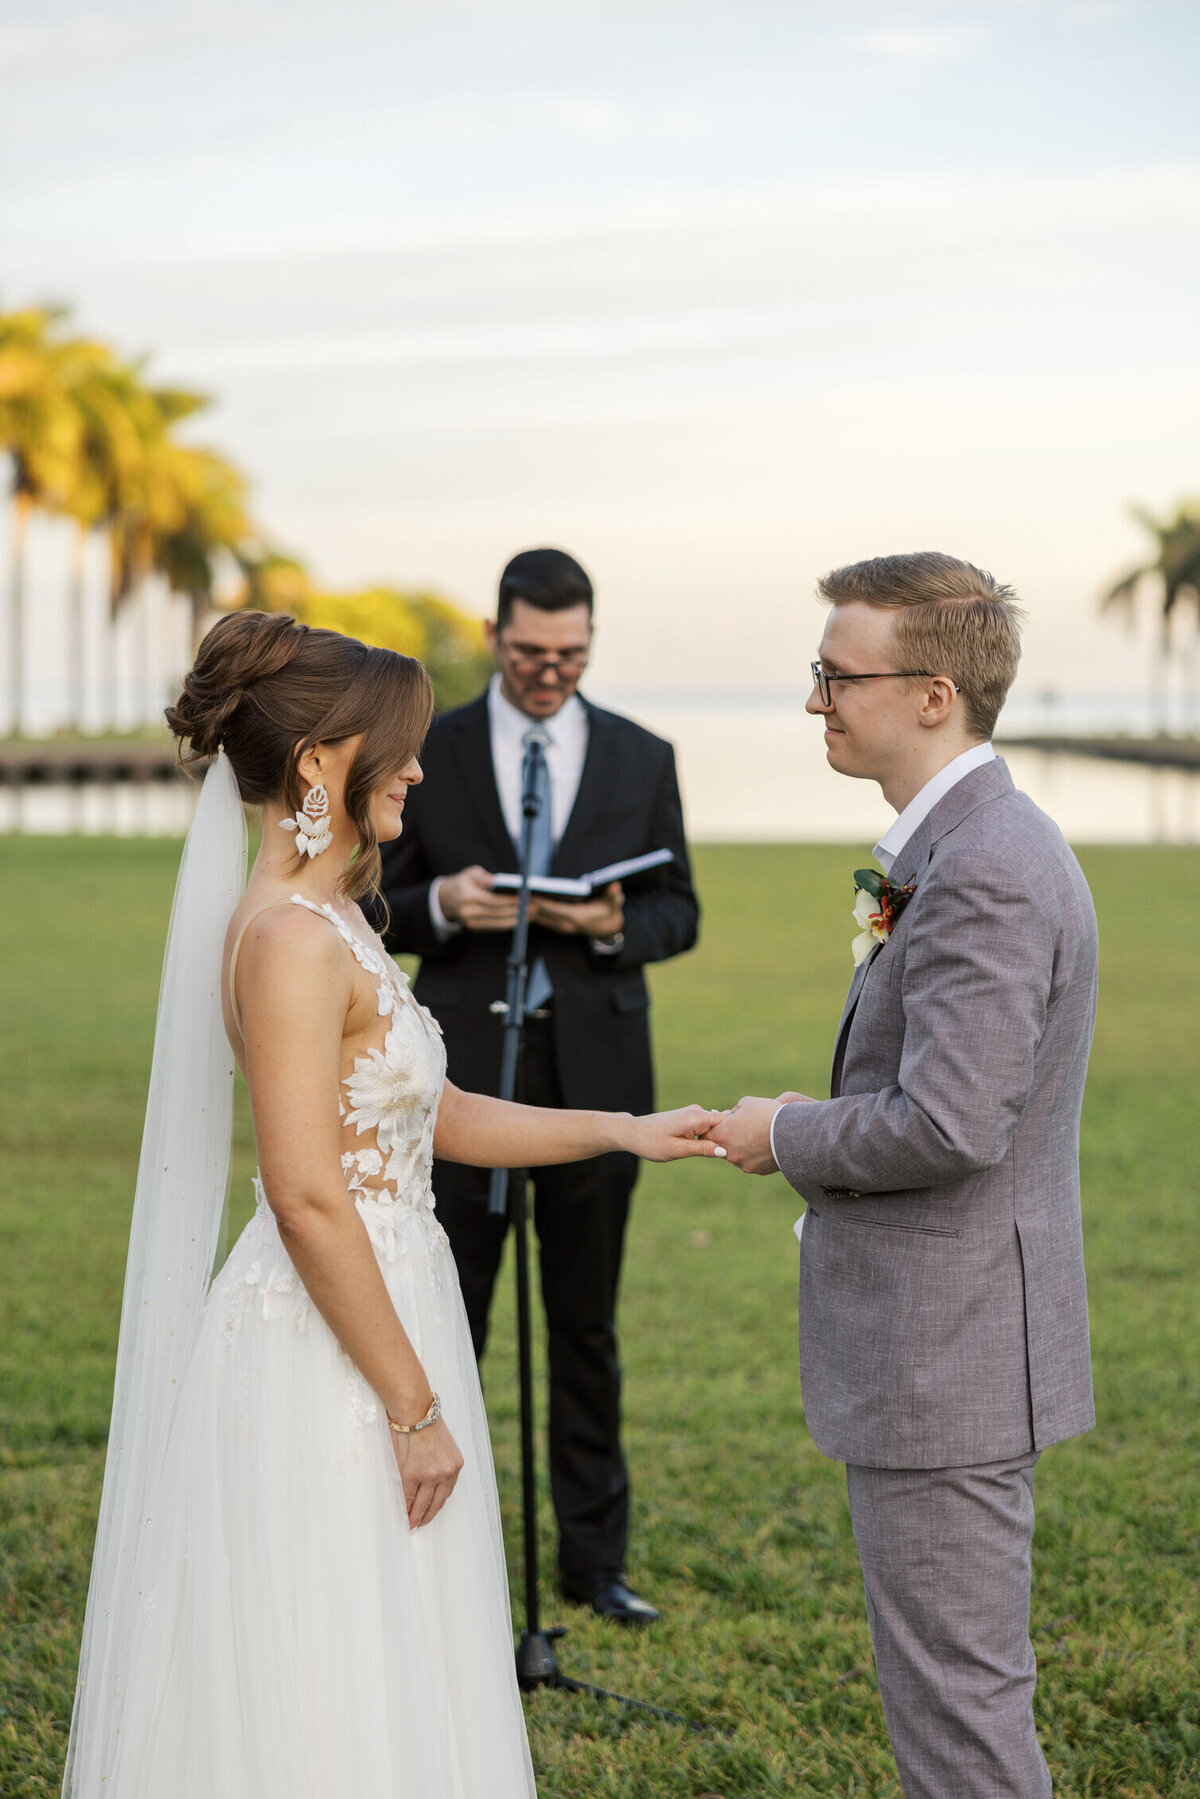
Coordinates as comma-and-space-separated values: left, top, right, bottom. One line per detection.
288, 895, 398, 986
229, 894, 405, 1041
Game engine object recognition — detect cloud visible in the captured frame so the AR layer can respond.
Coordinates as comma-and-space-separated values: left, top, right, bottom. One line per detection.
91, 161, 1200, 265
541, 94, 704, 141
164, 303, 824, 378
544, 97, 624, 137
843, 26, 987, 64
0, 18, 124, 70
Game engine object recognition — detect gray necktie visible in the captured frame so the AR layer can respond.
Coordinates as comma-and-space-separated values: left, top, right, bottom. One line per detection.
523, 729, 554, 1013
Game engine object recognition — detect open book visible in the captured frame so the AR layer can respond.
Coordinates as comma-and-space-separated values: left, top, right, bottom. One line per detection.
490, 848, 674, 899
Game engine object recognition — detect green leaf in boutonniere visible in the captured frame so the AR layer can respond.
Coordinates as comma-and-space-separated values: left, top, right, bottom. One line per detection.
850, 868, 917, 966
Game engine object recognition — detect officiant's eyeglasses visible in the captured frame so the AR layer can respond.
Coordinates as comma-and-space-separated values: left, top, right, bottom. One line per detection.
503, 643, 591, 675
810, 661, 953, 708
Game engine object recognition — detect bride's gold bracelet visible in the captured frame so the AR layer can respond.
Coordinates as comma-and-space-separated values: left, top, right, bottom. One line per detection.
386, 1393, 442, 1435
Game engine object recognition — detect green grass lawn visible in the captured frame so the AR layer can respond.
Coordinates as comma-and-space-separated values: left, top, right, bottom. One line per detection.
1, 837, 1197, 1797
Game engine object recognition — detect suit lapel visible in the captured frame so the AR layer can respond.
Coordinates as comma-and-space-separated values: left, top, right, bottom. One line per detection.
827, 757, 1016, 1094
829, 814, 936, 1093
447, 694, 517, 867
830, 947, 879, 1096
887, 823, 934, 894
553, 700, 616, 874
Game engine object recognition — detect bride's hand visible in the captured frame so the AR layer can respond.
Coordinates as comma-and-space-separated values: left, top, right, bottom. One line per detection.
390, 1418, 465, 1529
623, 1105, 729, 1162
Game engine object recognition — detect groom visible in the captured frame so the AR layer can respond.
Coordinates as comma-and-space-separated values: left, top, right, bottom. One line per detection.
709, 553, 1096, 1798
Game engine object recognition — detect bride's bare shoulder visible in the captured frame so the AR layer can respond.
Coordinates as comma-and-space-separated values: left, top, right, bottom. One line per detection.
226, 895, 351, 1020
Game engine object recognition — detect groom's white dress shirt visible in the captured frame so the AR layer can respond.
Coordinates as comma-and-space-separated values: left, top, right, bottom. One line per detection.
780, 739, 997, 1203
429, 675, 590, 941
871, 739, 996, 874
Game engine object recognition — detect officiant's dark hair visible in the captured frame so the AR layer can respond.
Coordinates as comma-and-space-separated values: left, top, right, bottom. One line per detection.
166, 611, 433, 906
497, 548, 594, 629
817, 552, 1024, 740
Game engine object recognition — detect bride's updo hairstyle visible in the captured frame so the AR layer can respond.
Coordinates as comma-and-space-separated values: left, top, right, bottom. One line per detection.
167, 610, 433, 904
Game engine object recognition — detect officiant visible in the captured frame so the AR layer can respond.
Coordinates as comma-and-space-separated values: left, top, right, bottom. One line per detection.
375, 547, 699, 1625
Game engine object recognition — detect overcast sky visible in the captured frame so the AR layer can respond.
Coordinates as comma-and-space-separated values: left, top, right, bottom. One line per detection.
4, 0, 1199, 702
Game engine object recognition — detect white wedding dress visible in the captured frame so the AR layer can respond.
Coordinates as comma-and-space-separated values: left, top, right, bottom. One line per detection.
87, 894, 536, 1797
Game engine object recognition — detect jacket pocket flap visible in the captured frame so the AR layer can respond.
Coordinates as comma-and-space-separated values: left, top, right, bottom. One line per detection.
610, 979, 649, 1015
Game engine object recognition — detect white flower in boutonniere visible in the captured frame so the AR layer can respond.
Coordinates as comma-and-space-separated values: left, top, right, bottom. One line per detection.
850, 867, 916, 966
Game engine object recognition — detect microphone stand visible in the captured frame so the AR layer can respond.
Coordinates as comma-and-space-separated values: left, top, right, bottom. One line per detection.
488, 735, 695, 1730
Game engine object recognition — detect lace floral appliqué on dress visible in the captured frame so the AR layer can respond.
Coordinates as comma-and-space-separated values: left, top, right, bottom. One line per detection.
230, 898, 451, 1347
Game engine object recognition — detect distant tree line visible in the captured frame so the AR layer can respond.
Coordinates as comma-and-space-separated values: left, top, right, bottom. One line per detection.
0, 301, 491, 734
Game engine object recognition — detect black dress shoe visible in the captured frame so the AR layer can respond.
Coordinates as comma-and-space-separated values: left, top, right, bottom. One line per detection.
561, 1572, 661, 1626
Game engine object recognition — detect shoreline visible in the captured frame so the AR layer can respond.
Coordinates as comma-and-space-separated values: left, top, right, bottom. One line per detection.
4, 732, 1199, 785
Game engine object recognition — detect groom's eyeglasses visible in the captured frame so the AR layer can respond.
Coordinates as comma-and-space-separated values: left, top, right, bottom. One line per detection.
810, 661, 955, 708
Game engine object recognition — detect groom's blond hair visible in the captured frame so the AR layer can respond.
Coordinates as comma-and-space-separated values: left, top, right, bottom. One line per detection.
817, 552, 1024, 740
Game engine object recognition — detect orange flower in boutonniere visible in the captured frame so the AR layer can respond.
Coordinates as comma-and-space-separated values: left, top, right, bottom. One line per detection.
851, 868, 916, 966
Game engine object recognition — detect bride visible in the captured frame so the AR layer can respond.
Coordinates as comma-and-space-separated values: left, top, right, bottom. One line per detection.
62, 611, 723, 1798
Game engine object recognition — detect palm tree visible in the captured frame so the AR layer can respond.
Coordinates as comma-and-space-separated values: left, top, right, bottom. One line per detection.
229, 571, 492, 712
2, 300, 491, 735
1102, 502, 1200, 735
153, 442, 255, 652
403, 593, 493, 711
233, 548, 316, 616
7, 322, 213, 732
102, 375, 210, 724
0, 306, 82, 734
58, 338, 147, 727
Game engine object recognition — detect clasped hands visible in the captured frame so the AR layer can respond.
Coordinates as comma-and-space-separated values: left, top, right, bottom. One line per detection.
695, 1092, 813, 1174
439, 866, 625, 940
439, 866, 813, 1172
624, 1091, 812, 1167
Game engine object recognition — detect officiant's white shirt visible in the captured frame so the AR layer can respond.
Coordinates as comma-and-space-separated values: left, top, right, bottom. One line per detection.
780, 738, 996, 1225
429, 675, 589, 939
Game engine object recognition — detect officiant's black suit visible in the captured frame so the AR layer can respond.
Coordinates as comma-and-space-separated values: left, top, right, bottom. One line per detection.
376, 690, 698, 1582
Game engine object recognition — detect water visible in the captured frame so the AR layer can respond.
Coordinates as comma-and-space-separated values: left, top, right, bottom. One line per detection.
631, 701, 1200, 846
0, 780, 196, 837
1, 699, 1197, 845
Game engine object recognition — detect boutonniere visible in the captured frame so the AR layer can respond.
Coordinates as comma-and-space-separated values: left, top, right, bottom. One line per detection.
851, 868, 916, 966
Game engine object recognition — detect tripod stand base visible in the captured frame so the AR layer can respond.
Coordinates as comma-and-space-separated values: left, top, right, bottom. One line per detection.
515, 1627, 699, 1729
515, 1627, 566, 1689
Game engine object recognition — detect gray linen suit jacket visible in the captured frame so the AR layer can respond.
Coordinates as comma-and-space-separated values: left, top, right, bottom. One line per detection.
773, 757, 1097, 1469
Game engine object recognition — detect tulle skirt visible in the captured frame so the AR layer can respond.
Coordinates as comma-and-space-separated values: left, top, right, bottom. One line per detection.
105, 1183, 536, 1798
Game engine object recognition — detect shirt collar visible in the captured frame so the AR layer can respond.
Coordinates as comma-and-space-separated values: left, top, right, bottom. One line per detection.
873, 740, 996, 873
487, 672, 584, 747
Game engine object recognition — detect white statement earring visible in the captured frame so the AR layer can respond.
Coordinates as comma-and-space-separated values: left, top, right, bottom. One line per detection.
280, 784, 333, 858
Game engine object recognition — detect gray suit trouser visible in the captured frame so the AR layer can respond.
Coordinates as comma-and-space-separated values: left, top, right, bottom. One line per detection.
846, 1453, 1051, 1799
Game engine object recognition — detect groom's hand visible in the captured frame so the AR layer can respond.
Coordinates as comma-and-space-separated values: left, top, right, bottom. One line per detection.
705, 1096, 786, 1175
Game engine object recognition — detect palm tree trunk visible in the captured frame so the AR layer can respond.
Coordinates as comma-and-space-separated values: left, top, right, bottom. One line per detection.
103, 603, 117, 730
132, 594, 150, 727
1183, 620, 1199, 739
190, 589, 209, 657
107, 534, 123, 731
132, 582, 148, 727
1153, 610, 1171, 735
7, 491, 32, 736
68, 526, 87, 730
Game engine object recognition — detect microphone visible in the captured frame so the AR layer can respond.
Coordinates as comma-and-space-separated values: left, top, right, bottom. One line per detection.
521, 728, 551, 817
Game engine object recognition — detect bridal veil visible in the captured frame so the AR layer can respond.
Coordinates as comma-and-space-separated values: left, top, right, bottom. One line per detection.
62, 751, 246, 1794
